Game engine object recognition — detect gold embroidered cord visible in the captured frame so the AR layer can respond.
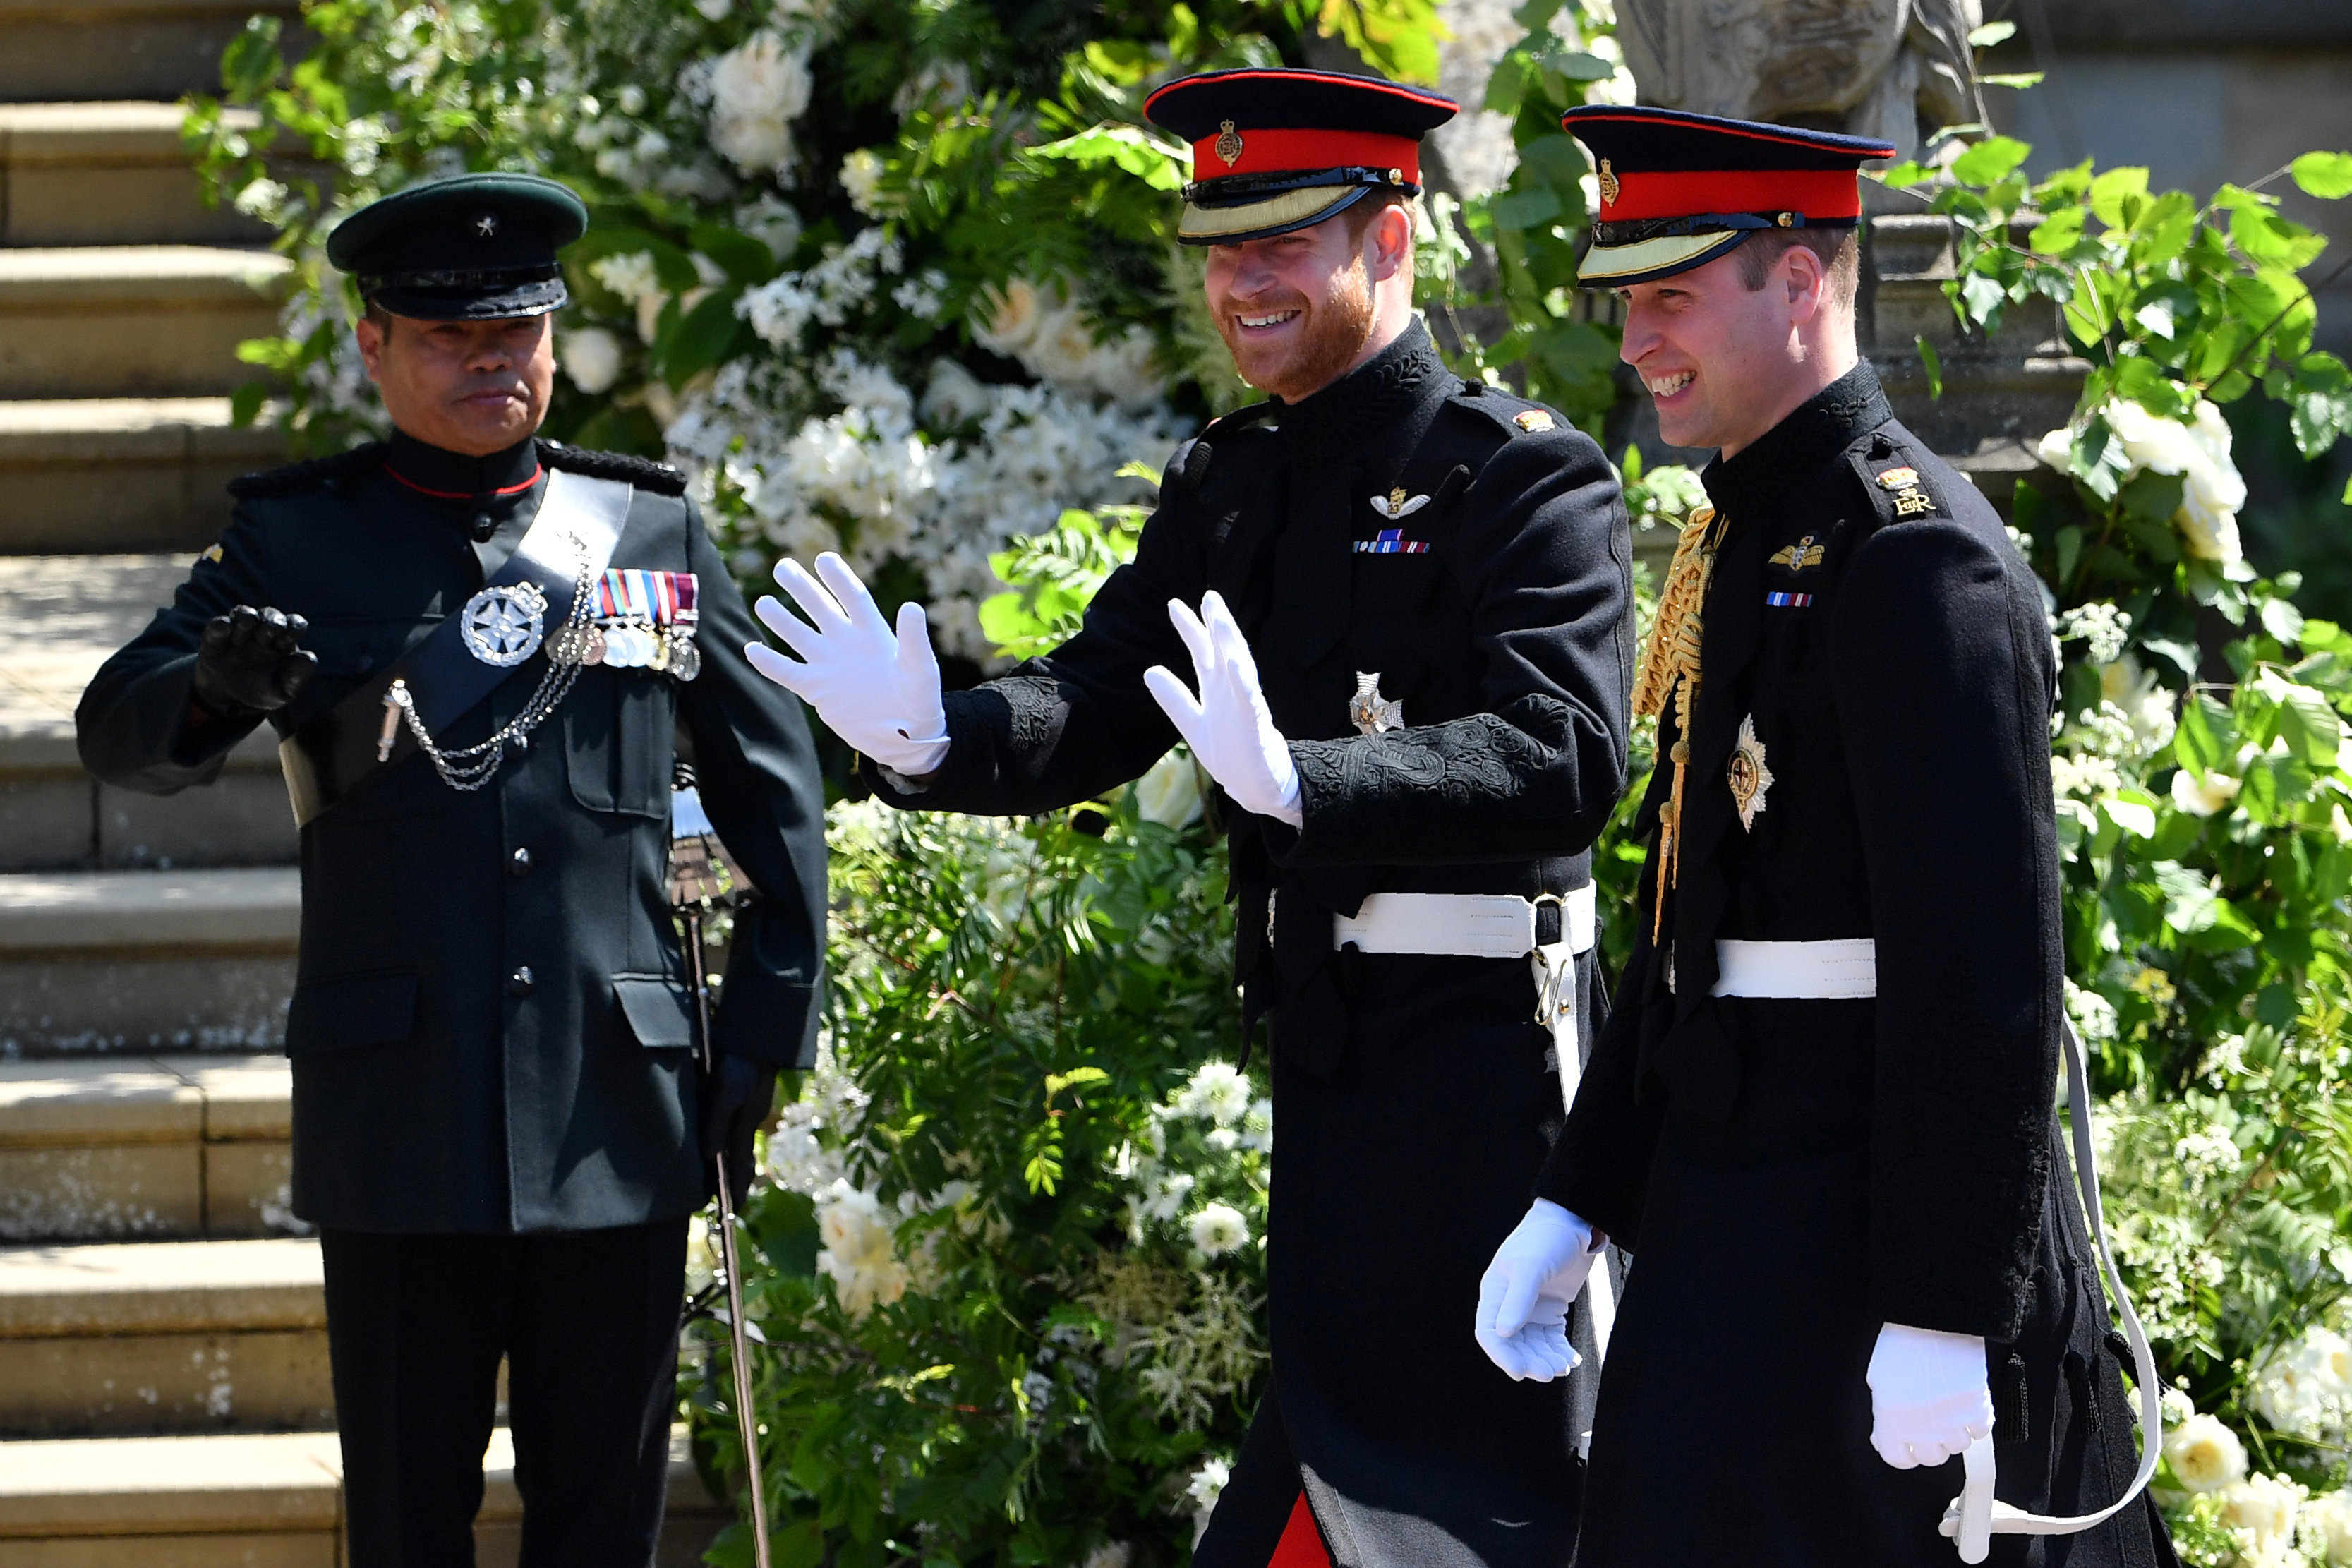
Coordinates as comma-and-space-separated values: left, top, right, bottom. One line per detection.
1633, 505, 1725, 938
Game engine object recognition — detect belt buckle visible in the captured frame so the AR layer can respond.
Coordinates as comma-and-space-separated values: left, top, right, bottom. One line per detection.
1528, 894, 1574, 1027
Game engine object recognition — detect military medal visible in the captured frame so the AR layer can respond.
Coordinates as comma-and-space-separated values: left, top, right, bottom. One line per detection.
668, 631, 701, 682
1727, 714, 1775, 831
459, 581, 548, 666
1370, 486, 1430, 520
1349, 672, 1402, 736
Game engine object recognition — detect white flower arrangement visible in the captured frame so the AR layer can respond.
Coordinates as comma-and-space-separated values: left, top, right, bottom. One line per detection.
2165, 1409, 2250, 1493
1187, 1202, 1250, 1258
2037, 397, 2249, 568
706, 30, 812, 176
559, 325, 625, 394
2253, 1325, 2352, 1442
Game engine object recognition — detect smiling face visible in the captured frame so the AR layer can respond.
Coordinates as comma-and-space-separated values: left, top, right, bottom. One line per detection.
356, 310, 555, 455
1202, 200, 1414, 402
1616, 238, 1855, 458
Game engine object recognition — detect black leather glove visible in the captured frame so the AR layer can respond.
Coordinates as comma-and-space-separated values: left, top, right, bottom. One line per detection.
192, 605, 317, 715
701, 1053, 778, 1208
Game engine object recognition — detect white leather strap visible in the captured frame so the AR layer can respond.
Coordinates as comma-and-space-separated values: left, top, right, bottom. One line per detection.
1332, 888, 1597, 960
1711, 937, 1879, 999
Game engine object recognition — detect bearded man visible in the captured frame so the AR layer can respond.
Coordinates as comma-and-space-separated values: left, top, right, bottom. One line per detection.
1473, 106, 2178, 1567
744, 68, 1634, 1568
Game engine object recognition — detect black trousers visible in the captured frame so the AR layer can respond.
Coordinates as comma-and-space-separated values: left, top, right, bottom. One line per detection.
320, 1219, 692, 1568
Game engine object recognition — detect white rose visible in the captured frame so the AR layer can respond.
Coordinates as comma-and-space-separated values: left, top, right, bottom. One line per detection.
2217, 1471, 2305, 1551
708, 32, 812, 175
840, 147, 889, 217
589, 250, 663, 306
559, 325, 624, 394
1186, 1457, 1231, 1543
1023, 305, 1102, 390
2098, 397, 2247, 565
1188, 1202, 1250, 1258
920, 358, 991, 428
2169, 767, 2241, 817
2164, 1411, 2248, 1492
1080, 1545, 1131, 1568
973, 277, 1047, 356
696, 0, 732, 16
2254, 1325, 2352, 1437
1134, 749, 1203, 828
2036, 423, 2075, 471
2305, 1490, 2352, 1565
1175, 1061, 1251, 1124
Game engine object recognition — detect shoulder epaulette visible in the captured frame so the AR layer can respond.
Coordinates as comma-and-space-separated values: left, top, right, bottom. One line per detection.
1447, 384, 1567, 439
227, 442, 386, 500
1167, 400, 1278, 494
538, 440, 689, 497
1850, 433, 1950, 526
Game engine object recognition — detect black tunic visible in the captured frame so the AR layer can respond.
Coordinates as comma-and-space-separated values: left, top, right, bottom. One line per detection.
867, 324, 1635, 1566
1537, 365, 2176, 1566
77, 433, 830, 1234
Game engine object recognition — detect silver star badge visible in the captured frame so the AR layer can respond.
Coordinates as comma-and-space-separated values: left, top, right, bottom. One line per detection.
1350, 672, 1402, 736
1727, 713, 1775, 831
476, 212, 499, 237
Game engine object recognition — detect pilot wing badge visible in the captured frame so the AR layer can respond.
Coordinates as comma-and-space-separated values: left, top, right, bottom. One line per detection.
1370, 486, 1430, 519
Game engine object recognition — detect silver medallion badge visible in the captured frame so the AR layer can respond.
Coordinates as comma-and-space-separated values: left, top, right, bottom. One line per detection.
666, 631, 701, 682
459, 581, 549, 667
1728, 713, 1775, 831
1349, 671, 1402, 736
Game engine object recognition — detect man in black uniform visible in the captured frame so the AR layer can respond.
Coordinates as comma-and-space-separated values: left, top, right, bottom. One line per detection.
1473, 108, 2176, 1565
76, 173, 828, 1567
744, 68, 1632, 1568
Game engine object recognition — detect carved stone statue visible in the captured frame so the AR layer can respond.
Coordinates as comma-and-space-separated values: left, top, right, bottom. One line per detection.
1616, 0, 1987, 160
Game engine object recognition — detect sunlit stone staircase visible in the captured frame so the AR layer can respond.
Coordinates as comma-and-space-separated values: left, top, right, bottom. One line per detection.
0, 6, 726, 1559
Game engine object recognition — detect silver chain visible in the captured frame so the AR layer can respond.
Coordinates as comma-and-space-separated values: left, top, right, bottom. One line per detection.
387, 531, 594, 792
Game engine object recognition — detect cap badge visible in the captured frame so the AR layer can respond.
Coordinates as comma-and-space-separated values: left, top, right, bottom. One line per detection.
475, 212, 499, 238
1370, 486, 1430, 520
1597, 157, 1620, 209
1350, 672, 1403, 736
1727, 714, 1774, 831
1768, 534, 1825, 572
1513, 409, 1556, 433
1215, 119, 1244, 168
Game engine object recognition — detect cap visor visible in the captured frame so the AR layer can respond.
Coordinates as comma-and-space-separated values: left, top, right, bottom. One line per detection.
367, 278, 569, 321
1178, 184, 1368, 245
1576, 229, 1751, 287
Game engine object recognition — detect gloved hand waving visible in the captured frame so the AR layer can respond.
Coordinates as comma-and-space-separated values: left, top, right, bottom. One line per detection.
1866, 1323, 1994, 1469
746, 552, 949, 778
1142, 591, 1303, 828
193, 605, 316, 715
1474, 1198, 1600, 1382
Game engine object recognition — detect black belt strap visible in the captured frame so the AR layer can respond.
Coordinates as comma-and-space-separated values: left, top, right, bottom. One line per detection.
279, 469, 634, 828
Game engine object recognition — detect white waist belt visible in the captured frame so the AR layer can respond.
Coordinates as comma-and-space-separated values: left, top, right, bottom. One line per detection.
1332, 887, 1596, 960
1710, 938, 1878, 999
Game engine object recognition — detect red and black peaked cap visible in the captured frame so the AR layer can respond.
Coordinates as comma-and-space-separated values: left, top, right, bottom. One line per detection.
1144, 68, 1455, 246
1562, 106, 1895, 287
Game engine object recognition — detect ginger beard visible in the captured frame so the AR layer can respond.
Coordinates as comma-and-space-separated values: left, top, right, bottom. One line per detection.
1206, 215, 1380, 402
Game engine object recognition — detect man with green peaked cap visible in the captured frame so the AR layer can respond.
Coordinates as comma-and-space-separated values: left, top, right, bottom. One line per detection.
78, 170, 829, 1565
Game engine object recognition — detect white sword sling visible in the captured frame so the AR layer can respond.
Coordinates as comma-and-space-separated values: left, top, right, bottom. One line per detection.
1711, 939, 2163, 1563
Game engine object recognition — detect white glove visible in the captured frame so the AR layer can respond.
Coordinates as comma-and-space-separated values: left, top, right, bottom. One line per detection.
1474, 1199, 1599, 1382
1142, 591, 1303, 828
1866, 1322, 1994, 1469
747, 552, 949, 777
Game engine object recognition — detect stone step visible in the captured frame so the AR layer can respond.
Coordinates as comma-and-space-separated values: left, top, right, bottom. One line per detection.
0, 0, 301, 107
0, 246, 289, 401
0, 402, 283, 555
0, 104, 271, 248
0, 1236, 325, 1435
0, 1426, 728, 1564
0, 554, 297, 875
0, 1054, 291, 1241
0, 868, 296, 1057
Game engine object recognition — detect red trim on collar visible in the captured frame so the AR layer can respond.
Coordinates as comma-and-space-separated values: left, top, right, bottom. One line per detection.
1602, 167, 1861, 223
384, 463, 545, 500
1190, 127, 1421, 184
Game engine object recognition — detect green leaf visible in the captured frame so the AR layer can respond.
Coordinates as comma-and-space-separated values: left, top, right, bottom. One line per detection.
2088, 167, 2150, 228
1967, 19, 2018, 46
2290, 150, 2352, 200
1950, 135, 2032, 186
1960, 271, 2007, 324
2029, 206, 2086, 255
655, 286, 746, 386
771, 1521, 828, 1568
1534, 48, 1616, 82
229, 380, 268, 428
2343, 473, 2352, 505
2174, 690, 2233, 771
1915, 335, 1943, 399
1982, 72, 2044, 90
688, 222, 783, 285
1490, 186, 1562, 229
2101, 794, 2157, 839
2262, 597, 2309, 646
2276, 680, 2342, 766
1028, 123, 1188, 191
1876, 160, 1934, 189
